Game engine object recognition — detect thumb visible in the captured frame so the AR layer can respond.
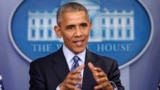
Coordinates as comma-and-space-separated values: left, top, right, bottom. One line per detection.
88, 62, 95, 72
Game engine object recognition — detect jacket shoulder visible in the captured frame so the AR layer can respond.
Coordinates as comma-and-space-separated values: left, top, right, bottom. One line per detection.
89, 51, 116, 63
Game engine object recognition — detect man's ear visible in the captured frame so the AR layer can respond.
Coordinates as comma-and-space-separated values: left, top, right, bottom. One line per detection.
54, 26, 62, 38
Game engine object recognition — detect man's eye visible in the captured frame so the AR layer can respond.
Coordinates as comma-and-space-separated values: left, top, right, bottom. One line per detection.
66, 25, 74, 30
81, 23, 87, 27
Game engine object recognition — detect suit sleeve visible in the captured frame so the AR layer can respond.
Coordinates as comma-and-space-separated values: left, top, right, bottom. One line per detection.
108, 60, 124, 90
29, 61, 46, 90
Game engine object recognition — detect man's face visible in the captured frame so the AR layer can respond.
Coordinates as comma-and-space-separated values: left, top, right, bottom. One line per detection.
54, 11, 92, 54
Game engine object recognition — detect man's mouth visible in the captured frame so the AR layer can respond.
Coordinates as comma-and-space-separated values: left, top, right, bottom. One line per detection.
73, 40, 84, 46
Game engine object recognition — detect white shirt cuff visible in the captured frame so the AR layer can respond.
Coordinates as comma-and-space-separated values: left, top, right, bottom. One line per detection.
110, 81, 118, 90
56, 86, 60, 90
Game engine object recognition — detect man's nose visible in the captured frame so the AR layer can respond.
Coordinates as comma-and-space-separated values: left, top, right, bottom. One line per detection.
75, 27, 82, 36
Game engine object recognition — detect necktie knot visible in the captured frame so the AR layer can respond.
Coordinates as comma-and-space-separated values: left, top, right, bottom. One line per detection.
73, 56, 80, 63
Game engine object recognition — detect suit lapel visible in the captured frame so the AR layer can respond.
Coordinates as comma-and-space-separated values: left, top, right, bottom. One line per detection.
51, 48, 70, 82
82, 50, 97, 89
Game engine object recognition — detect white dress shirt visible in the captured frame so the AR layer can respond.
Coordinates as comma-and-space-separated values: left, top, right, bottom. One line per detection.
62, 44, 85, 76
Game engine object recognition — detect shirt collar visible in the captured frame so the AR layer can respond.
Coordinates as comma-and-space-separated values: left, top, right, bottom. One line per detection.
62, 44, 86, 63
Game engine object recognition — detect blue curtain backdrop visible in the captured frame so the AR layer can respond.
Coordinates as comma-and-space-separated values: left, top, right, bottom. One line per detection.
0, 0, 160, 90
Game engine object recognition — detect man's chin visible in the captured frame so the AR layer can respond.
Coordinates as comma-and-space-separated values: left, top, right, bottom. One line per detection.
73, 48, 85, 54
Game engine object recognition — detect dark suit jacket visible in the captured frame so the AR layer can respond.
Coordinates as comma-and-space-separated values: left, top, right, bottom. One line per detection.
29, 48, 124, 90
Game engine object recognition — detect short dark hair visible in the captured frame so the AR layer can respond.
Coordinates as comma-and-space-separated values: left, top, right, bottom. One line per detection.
56, 2, 89, 25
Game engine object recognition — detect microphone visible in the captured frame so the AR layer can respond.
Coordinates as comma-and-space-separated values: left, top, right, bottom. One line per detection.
0, 75, 4, 90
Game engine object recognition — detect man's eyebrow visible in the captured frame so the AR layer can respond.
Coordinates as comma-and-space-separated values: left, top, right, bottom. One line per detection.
80, 22, 88, 25
66, 24, 75, 29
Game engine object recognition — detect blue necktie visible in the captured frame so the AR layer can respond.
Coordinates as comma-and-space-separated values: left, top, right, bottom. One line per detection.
71, 56, 81, 89
71, 56, 80, 71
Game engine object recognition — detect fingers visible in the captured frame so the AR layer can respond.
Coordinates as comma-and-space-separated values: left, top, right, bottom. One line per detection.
88, 62, 113, 90
88, 62, 106, 79
88, 62, 103, 73
94, 77, 110, 89
94, 81, 114, 90
88, 62, 94, 70
70, 64, 84, 80
75, 64, 85, 72
60, 64, 85, 90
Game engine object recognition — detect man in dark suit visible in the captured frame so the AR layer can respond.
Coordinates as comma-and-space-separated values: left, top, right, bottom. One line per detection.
29, 2, 124, 90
